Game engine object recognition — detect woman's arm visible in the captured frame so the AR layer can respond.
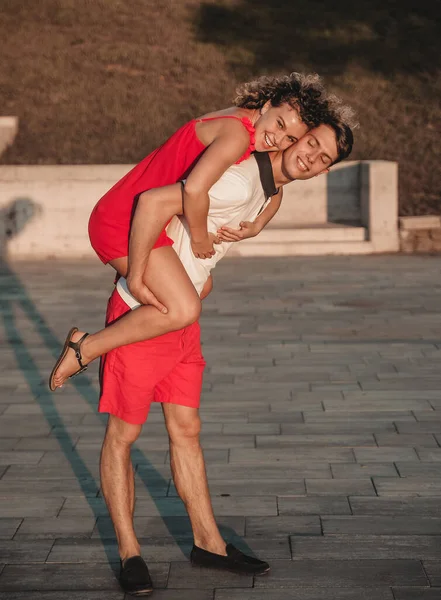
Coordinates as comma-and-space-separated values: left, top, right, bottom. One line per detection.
127, 183, 184, 304
183, 119, 250, 259
217, 188, 283, 242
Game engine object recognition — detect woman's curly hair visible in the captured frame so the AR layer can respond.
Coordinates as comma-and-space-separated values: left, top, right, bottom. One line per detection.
234, 72, 331, 128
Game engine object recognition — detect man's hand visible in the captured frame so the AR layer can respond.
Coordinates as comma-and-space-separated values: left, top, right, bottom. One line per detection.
191, 232, 221, 259
216, 221, 259, 242
126, 275, 168, 313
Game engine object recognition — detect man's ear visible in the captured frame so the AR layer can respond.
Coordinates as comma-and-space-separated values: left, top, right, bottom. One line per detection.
315, 168, 330, 178
260, 100, 271, 115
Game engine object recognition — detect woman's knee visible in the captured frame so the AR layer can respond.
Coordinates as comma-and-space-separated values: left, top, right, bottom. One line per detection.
169, 296, 201, 329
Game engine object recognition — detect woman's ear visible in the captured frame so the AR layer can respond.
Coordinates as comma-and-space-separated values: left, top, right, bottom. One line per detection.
260, 100, 271, 115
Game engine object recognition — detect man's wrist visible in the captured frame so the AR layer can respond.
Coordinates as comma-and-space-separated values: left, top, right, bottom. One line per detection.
126, 271, 143, 283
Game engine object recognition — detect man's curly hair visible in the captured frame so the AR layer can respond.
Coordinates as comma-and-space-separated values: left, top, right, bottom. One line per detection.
234, 72, 330, 128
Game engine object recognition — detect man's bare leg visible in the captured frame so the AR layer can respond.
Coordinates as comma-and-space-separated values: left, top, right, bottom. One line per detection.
162, 403, 226, 555
100, 414, 141, 560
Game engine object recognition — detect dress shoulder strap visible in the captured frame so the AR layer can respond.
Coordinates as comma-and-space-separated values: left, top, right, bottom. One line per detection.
195, 116, 255, 164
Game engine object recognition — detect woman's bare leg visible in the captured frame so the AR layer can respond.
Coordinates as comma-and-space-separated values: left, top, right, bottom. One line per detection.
52, 246, 201, 388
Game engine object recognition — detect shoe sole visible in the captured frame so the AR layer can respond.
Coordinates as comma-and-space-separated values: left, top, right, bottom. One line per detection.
48, 326, 78, 391
191, 560, 270, 576
124, 588, 153, 596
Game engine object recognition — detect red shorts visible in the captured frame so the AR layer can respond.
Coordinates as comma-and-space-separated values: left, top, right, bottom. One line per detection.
98, 290, 206, 424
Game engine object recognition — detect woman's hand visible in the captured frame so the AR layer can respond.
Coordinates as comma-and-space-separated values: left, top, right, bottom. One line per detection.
216, 221, 259, 242
191, 232, 221, 259
126, 275, 168, 313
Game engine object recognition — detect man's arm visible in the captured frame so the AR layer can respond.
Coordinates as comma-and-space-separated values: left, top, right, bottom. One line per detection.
253, 188, 283, 233
216, 188, 283, 242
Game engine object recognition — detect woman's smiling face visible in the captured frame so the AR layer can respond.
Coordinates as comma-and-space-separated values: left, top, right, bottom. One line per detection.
253, 101, 309, 152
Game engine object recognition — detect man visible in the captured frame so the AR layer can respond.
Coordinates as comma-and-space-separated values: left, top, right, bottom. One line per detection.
100, 117, 354, 595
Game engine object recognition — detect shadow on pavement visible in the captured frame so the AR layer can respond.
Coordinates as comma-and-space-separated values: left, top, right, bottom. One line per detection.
0, 257, 252, 572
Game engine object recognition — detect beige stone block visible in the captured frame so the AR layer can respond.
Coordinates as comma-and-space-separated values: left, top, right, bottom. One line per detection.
400, 238, 416, 253
415, 235, 433, 253
400, 215, 441, 230
430, 228, 441, 241
361, 160, 399, 252
414, 229, 431, 238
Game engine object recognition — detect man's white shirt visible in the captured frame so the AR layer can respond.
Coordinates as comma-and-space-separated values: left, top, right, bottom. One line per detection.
117, 155, 271, 309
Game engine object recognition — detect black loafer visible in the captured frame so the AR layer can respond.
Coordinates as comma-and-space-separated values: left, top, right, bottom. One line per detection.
190, 543, 270, 576
119, 555, 153, 596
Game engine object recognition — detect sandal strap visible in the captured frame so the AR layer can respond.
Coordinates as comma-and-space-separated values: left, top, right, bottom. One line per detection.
67, 333, 89, 369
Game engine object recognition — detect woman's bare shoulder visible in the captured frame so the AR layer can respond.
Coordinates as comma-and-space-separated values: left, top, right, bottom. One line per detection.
195, 107, 254, 146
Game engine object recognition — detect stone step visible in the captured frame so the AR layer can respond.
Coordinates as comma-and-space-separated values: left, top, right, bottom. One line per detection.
253, 225, 367, 243
230, 225, 372, 256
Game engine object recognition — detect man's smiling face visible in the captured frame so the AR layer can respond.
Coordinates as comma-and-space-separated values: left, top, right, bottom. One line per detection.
281, 124, 340, 180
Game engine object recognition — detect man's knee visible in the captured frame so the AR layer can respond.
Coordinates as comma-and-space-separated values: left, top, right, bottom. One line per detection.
105, 414, 142, 447
165, 407, 201, 443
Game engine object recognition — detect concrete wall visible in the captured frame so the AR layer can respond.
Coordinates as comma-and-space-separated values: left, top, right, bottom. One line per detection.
0, 165, 131, 259
0, 160, 396, 258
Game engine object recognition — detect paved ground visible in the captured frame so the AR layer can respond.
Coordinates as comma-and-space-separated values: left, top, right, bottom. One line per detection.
1, 254, 441, 599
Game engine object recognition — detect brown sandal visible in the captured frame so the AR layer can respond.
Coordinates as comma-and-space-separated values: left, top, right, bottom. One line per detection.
49, 327, 89, 391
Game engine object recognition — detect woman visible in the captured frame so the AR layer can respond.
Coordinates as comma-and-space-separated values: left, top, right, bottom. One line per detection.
50, 72, 331, 391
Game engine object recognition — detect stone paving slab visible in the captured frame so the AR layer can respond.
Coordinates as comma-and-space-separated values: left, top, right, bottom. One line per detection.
305, 478, 376, 496
290, 535, 441, 559
92, 516, 246, 539
252, 559, 428, 588
215, 590, 394, 600
0, 563, 169, 591
350, 496, 441, 516
0, 497, 64, 518
2, 256, 441, 598
0, 519, 22, 540
169, 479, 305, 497
374, 478, 441, 497
14, 517, 97, 540
0, 540, 53, 562
393, 589, 441, 599
167, 562, 252, 588
278, 496, 351, 515
0, 593, 125, 600
323, 516, 441, 535
330, 462, 399, 478
245, 516, 321, 537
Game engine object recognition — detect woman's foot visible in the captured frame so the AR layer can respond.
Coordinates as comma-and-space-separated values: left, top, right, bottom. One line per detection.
49, 327, 92, 391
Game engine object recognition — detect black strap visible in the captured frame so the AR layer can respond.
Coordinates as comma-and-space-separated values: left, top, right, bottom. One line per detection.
68, 333, 89, 369
253, 151, 278, 199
